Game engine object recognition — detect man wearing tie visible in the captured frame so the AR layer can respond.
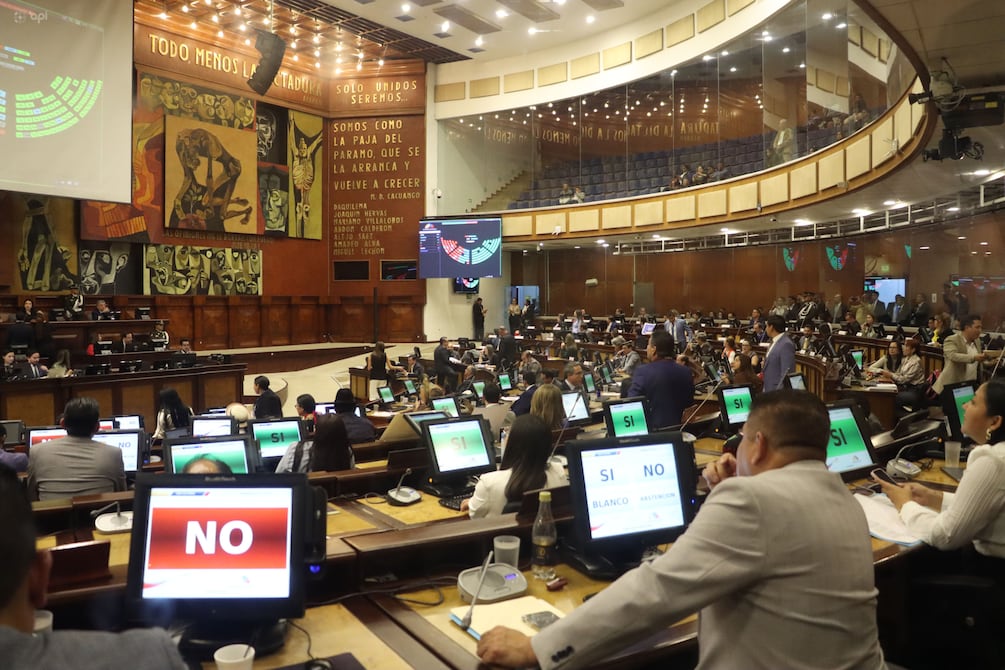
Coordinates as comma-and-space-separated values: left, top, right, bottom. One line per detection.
761, 315, 795, 392
21, 351, 48, 379
889, 294, 909, 325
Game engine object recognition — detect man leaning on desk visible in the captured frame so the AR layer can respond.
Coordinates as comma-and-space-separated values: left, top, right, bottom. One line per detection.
478, 390, 888, 670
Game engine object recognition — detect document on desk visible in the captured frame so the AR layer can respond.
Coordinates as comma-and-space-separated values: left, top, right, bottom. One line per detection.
449, 596, 564, 641
853, 493, 923, 546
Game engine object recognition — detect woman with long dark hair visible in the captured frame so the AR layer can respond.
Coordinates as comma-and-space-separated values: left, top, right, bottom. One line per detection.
153, 387, 193, 439
462, 414, 566, 518
277, 413, 356, 473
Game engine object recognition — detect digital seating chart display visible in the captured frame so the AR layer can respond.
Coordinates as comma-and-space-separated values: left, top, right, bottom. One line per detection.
418, 217, 502, 279
139, 486, 292, 599
427, 420, 491, 473
825, 406, 872, 473
579, 442, 685, 540
608, 400, 649, 437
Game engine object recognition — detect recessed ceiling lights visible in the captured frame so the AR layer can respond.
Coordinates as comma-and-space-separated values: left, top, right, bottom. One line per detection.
822, 12, 833, 20
720, 227, 730, 233
440, 21, 450, 32
782, 47, 790, 53
596, 239, 605, 244
528, 27, 537, 35
958, 236, 967, 240
496, 9, 508, 19
980, 241, 989, 246
852, 208, 870, 216
702, 54, 713, 61
836, 22, 847, 29
883, 200, 896, 206
947, 206, 960, 212
729, 66, 737, 73
401, 3, 410, 13
919, 246, 930, 250
586, 15, 595, 24
721, 50, 729, 56
475, 35, 484, 47
794, 219, 812, 226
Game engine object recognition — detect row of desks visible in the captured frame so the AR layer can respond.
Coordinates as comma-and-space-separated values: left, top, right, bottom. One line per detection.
37, 430, 956, 668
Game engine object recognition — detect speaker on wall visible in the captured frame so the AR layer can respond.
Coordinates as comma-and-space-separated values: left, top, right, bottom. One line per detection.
247, 30, 287, 96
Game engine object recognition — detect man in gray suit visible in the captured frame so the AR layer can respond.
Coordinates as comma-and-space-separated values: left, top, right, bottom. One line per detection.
761, 314, 796, 391
933, 314, 990, 394
477, 390, 887, 670
27, 397, 127, 501
0, 465, 186, 669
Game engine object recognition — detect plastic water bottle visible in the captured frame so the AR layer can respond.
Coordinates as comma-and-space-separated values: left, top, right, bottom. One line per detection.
531, 491, 557, 580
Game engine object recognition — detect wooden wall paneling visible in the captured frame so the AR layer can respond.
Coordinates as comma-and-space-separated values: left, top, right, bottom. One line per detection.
118, 380, 159, 426
72, 386, 114, 419
384, 299, 420, 342
259, 297, 291, 348
153, 297, 194, 347
194, 298, 230, 350
200, 367, 245, 411
292, 298, 322, 344
338, 299, 372, 342
3, 388, 58, 428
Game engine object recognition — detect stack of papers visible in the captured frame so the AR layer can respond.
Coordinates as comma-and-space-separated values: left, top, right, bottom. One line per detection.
853, 493, 923, 546
448, 596, 564, 640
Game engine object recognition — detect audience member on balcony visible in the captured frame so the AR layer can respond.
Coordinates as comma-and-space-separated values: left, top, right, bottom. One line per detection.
768, 118, 796, 167
573, 186, 585, 203
711, 162, 732, 181
692, 165, 708, 185
676, 165, 692, 187
558, 182, 574, 204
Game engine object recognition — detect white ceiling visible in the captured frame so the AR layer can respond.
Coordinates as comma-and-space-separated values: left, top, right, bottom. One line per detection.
324, 0, 676, 61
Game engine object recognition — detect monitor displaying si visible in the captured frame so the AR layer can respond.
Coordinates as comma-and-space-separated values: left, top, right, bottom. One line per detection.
378, 385, 396, 405
562, 391, 592, 426
603, 397, 652, 438
640, 322, 656, 336
126, 473, 307, 657
431, 395, 461, 418
403, 379, 418, 395
191, 415, 238, 437
249, 419, 304, 460
497, 373, 513, 392
824, 400, 878, 480
784, 373, 806, 390
941, 381, 976, 442
717, 385, 754, 432
583, 372, 597, 395
472, 381, 486, 400
114, 415, 144, 430
164, 435, 257, 474
27, 426, 67, 448
418, 217, 502, 279
91, 429, 146, 473
565, 432, 697, 579
598, 363, 614, 385
420, 416, 496, 488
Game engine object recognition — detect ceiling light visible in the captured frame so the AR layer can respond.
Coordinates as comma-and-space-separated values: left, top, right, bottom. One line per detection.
852, 208, 870, 216
721, 50, 729, 56
190, 21, 196, 29
822, 12, 833, 20
313, 34, 320, 44
586, 15, 595, 24
495, 9, 508, 18
720, 227, 730, 233
441, 21, 450, 32
401, 3, 410, 13
920, 246, 930, 250
596, 239, 605, 244
958, 236, 967, 240
974, 169, 991, 176
980, 241, 989, 246
211, 13, 219, 23
794, 219, 812, 226
729, 66, 737, 73
234, 7, 241, 16
782, 47, 790, 53
883, 200, 896, 206
159, 10, 167, 19
475, 35, 484, 46
528, 27, 537, 35
181, 4, 188, 12
702, 54, 713, 61
836, 22, 847, 29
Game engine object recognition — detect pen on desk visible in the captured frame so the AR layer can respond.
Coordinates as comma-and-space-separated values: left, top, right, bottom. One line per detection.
459, 550, 493, 630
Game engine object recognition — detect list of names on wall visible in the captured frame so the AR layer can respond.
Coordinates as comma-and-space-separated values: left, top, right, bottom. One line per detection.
330, 116, 423, 260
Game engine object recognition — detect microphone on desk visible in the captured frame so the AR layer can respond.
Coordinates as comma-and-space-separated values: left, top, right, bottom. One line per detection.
386, 467, 421, 506
458, 550, 494, 630
91, 501, 133, 534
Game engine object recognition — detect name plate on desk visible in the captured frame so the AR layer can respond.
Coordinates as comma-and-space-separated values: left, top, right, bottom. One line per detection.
48, 539, 112, 591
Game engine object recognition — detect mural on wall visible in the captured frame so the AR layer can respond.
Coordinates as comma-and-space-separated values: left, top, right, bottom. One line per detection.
14, 195, 77, 292
257, 103, 290, 236
77, 241, 142, 295
165, 115, 259, 235
136, 73, 255, 129
288, 111, 324, 240
80, 118, 165, 243
143, 244, 262, 296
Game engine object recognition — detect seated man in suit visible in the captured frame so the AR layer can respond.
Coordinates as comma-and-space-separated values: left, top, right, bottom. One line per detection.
119, 332, 137, 353
510, 371, 539, 416
473, 382, 515, 439
405, 353, 425, 382
91, 299, 113, 321
26, 397, 127, 501
17, 351, 47, 380
0, 464, 187, 668
477, 390, 888, 670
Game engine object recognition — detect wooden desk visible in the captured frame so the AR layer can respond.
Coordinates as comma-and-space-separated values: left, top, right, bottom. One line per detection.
0, 362, 245, 428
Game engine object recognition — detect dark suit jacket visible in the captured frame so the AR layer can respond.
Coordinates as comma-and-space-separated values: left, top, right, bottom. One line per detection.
510, 384, 538, 415
254, 389, 283, 419
497, 335, 518, 368
433, 344, 453, 377
627, 359, 694, 430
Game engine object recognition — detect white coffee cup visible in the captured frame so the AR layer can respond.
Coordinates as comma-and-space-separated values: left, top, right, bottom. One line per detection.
213, 644, 255, 670
33, 609, 53, 634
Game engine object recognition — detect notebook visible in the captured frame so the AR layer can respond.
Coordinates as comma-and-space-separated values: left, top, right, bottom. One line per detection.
448, 595, 565, 641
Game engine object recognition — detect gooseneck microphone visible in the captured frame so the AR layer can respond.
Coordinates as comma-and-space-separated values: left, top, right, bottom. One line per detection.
459, 550, 494, 630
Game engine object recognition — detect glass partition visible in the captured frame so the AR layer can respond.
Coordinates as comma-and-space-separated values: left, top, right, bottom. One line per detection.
438, 0, 910, 214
